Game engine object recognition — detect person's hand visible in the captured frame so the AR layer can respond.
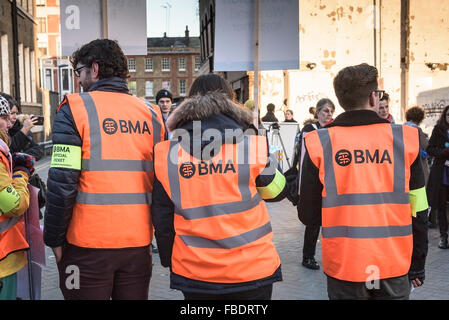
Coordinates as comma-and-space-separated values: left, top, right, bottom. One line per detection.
12, 152, 35, 177
52, 246, 63, 263
409, 269, 425, 288
21, 116, 38, 135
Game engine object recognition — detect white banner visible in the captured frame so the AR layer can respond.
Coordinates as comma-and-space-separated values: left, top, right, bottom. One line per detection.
214, 0, 299, 71
60, 0, 147, 57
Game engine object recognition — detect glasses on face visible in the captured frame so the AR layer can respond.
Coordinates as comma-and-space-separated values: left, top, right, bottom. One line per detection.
74, 65, 87, 77
374, 90, 385, 100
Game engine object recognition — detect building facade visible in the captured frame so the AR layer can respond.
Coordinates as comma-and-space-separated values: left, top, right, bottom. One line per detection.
0, 0, 42, 113
127, 28, 200, 102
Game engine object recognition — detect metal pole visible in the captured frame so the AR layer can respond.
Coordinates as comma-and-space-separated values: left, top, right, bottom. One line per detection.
11, 0, 21, 104
102, 0, 108, 38
400, 0, 410, 121
253, 0, 260, 127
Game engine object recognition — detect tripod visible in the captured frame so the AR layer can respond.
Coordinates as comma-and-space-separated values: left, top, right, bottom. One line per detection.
269, 123, 291, 170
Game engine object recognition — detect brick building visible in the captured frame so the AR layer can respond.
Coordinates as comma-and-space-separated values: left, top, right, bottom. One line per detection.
127, 27, 200, 102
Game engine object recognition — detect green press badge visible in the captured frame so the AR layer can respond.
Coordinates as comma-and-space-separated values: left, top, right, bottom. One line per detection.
50, 144, 82, 170
0, 185, 21, 213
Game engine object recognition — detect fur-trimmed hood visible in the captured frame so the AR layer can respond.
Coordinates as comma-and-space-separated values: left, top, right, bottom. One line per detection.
165, 92, 253, 132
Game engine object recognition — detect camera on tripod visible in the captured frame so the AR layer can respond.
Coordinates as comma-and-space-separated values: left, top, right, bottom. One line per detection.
268, 122, 280, 131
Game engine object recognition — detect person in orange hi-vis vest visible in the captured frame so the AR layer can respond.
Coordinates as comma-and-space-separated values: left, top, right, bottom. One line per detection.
43, 39, 165, 300
0, 95, 35, 300
298, 63, 428, 300
152, 74, 287, 300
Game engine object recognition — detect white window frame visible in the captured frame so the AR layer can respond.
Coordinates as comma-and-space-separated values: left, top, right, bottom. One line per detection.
145, 80, 153, 97
178, 58, 186, 71
162, 80, 170, 91
195, 57, 200, 71
128, 58, 136, 72
179, 79, 186, 96
145, 58, 153, 72
162, 58, 170, 72
128, 80, 137, 96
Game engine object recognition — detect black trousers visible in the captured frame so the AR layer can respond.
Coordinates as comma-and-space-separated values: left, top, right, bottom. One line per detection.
327, 275, 410, 300
57, 244, 152, 300
436, 185, 449, 238
303, 225, 320, 259
183, 284, 273, 300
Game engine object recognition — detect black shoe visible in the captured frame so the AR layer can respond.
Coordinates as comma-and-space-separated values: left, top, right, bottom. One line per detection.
439, 237, 449, 249
151, 243, 159, 254
302, 257, 320, 270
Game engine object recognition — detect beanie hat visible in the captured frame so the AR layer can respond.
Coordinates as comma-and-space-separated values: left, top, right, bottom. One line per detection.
244, 99, 254, 111
0, 96, 11, 116
156, 89, 173, 104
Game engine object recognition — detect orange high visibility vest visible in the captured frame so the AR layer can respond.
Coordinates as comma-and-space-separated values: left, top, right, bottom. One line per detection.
0, 150, 28, 261
154, 134, 280, 283
305, 123, 418, 282
65, 91, 165, 248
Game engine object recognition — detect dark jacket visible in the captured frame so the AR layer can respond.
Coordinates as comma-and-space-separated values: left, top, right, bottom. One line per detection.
261, 112, 279, 123
151, 92, 285, 294
43, 77, 130, 248
8, 121, 43, 160
426, 124, 449, 207
298, 109, 428, 276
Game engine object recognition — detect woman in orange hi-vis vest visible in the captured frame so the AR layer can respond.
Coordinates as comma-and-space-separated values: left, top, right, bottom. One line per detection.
0, 95, 34, 300
298, 64, 428, 300
152, 74, 287, 300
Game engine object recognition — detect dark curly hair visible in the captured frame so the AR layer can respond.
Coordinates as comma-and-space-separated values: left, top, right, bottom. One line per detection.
333, 63, 378, 110
406, 106, 425, 125
70, 39, 128, 79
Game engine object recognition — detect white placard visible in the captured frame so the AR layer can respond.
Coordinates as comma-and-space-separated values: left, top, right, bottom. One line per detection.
214, 0, 299, 71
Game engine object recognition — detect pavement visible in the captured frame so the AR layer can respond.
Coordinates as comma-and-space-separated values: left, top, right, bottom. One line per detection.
35, 156, 449, 300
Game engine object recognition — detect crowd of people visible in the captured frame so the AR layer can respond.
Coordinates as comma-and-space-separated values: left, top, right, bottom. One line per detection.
0, 38, 445, 301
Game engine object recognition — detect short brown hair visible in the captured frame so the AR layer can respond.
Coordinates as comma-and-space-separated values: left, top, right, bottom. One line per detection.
406, 106, 425, 125
70, 39, 128, 79
333, 63, 378, 110
188, 74, 234, 99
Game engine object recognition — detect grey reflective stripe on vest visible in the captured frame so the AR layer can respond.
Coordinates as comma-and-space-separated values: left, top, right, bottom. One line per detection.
143, 101, 162, 146
167, 136, 261, 220
76, 191, 152, 205
179, 221, 272, 249
322, 224, 412, 239
75, 93, 154, 206
0, 216, 21, 233
317, 124, 408, 208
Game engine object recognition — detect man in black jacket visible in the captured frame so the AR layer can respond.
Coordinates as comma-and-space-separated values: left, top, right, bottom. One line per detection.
298, 63, 428, 300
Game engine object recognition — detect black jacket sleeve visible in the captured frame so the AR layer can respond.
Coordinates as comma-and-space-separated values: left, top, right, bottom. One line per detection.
9, 130, 43, 161
43, 101, 82, 248
151, 176, 175, 268
297, 150, 323, 226
409, 154, 428, 273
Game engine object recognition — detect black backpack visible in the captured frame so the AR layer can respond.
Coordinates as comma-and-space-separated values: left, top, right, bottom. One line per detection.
28, 173, 47, 219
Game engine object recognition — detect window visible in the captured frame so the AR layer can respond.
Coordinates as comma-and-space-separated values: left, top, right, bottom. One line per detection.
179, 80, 186, 96
128, 81, 137, 96
162, 80, 170, 91
37, 17, 47, 33
128, 58, 136, 72
44, 68, 52, 90
36, 0, 45, 6
145, 58, 153, 71
178, 58, 186, 71
162, 58, 170, 71
145, 81, 153, 97
195, 57, 201, 71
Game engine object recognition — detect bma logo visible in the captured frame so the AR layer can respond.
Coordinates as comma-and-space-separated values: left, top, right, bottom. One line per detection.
335, 149, 352, 166
103, 118, 118, 135
335, 149, 392, 166
180, 162, 196, 179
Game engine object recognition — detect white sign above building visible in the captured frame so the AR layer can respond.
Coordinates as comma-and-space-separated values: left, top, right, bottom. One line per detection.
60, 0, 147, 57
214, 0, 299, 71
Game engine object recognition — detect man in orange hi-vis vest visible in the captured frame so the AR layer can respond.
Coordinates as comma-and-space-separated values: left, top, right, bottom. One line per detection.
298, 63, 428, 300
43, 39, 165, 300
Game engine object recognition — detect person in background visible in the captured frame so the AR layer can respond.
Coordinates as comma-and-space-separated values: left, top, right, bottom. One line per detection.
0, 93, 42, 161
296, 98, 335, 270
156, 89, 173, 121
284, 109, 297, 123
377, 92, 395, 123
426, 105, 449, 248
0, 95, 35, 300
262, 103, 279, 122
152, 73, 287, 300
